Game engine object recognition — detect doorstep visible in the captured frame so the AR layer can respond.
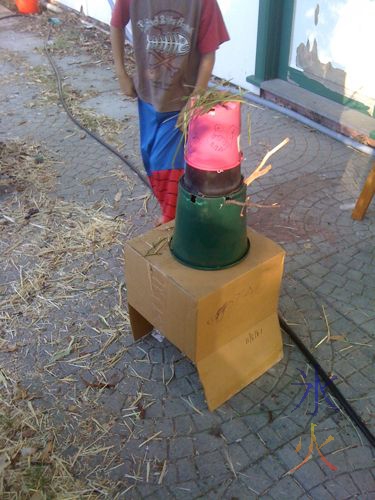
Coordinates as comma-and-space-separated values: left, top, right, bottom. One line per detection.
260, 79, 375, 148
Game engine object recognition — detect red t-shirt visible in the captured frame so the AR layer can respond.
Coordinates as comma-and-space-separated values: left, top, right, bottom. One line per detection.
111, 0, 229, 112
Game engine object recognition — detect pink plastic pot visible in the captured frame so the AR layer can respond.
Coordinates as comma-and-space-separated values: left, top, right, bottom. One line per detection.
185, 100, 242, 172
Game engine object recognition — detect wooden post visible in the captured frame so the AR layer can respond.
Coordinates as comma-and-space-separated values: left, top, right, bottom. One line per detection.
352, 162, 375, 221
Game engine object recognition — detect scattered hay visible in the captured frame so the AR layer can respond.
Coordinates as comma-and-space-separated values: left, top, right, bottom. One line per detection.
0, 190, 131, 323
15, 9, 135, 75
0, 140, 150, 496
0, 141, 56, 195
0, 378, 95, 498
1, 9, 132, 148
64, 100, 126, 148
178, 88, 250, 141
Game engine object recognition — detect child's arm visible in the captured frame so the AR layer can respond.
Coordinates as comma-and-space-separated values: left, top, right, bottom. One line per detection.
110, 26, 137, 98
194, 51, 216, 94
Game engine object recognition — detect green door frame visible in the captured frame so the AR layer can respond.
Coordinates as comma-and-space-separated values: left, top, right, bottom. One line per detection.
247, 0, 295, 87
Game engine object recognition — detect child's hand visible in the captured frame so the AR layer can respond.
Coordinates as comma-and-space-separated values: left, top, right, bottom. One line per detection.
176, 104, 187, 131
119, 73, 137, 98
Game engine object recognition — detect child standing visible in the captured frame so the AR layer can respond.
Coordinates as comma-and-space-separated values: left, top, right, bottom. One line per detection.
110, 0, 229, 223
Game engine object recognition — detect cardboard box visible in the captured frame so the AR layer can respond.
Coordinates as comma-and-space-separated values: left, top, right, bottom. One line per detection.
124, 222, 285, 410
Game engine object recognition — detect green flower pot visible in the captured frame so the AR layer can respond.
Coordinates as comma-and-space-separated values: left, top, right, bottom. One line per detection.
170, 178, 250, 270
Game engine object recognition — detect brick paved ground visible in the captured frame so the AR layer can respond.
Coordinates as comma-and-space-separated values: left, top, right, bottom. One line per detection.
0, 8, 374, 499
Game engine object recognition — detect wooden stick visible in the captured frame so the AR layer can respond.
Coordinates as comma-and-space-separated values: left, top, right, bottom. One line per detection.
243, 163, 272, 186
244, 137, 290, 186
351, 162, 375, 221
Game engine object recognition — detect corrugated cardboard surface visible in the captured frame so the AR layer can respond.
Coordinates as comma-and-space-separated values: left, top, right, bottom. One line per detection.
196, 314, 283, 410
124, 222, 285, 410
195, 254, 284, 361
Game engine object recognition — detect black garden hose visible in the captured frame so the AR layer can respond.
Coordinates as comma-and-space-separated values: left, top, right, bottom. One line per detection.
0, 14, 25, 20
43, 33, 150, 188
279, 315, 375, 448
2, 12, 375, 450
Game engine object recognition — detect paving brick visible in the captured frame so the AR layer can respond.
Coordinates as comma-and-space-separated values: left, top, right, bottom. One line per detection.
226, 443, 251, 470
256, 427, 283, 451
149, 347, 164, 364
194, 432, 222, 454
174, 360, 196, 378
174, 415, 195, 435
330, 287, 356, 303
244, 385, 268, 404
221, 419, 250, 443
242, 411, 270, 433
293, 459, 327, 490
266, 476, 306, 498
351, 469, 375, 494
236, 463, 274, 494
162, 462, 178, 485
195, 450, 230, 479
324, 474, 360, 497
163, 399, 190, 418
191, 413, 222, 432
308, 262, 330, 278
140, 485, 170, 499
169, 437, 194, 460
240, 433, 268, 461
346, 269, 363, 282
150, 364, 165, 382
173, 481, 201, 499
308, 484, 336, 499
325, 273, 347, 287
176, 458, 198, 483
345, 446, 375, 470
333, 359, 358, 379
223, 480, 258, 499
303, 275, 324, 290
143, 439, 168, 460
167, 377, 194, 397
185, 372, 203, 392
228, 393, 253, 415
145, 400, 164, 418
362, 318, 375, 334
259, 454, 286, 481
360, 364, 375, 383
270, 416, 303, 441
142, 379, 167, 399
163, 345, 185, 364
156, 418, 175, 438
346, 372, 374, 393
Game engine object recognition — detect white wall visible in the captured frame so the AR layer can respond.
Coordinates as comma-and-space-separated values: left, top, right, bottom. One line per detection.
56, 0, 112, 24
86, 0, 113, 25
57, 0, 260, 93
57, 0, 88, 15
215, 0, 259, 94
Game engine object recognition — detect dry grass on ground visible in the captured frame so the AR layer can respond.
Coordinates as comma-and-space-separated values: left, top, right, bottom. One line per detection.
0, 141, 148, 498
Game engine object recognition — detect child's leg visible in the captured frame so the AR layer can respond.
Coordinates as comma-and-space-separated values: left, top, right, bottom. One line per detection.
138, 99, 185, 223
149, 168, 184, 223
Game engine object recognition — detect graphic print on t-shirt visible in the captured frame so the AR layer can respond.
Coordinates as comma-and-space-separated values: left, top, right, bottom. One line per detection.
136, 11, 193, 90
